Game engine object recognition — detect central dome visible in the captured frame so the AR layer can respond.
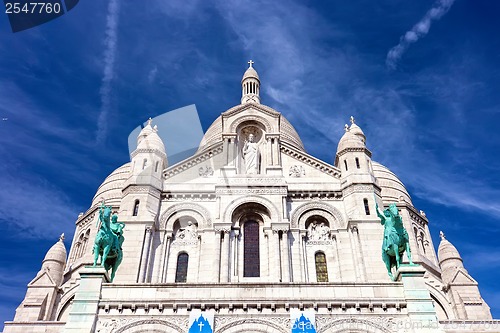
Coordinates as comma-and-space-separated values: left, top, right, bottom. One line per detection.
197, 109, 305, 152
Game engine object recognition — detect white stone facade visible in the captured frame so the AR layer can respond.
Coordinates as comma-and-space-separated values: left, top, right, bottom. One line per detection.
3, 64, 496, 333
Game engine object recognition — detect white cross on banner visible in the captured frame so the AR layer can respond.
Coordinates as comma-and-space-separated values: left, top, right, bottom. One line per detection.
188, 309, 214, 333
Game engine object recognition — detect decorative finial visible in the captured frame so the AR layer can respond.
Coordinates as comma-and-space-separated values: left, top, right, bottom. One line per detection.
153, 125, 158, 132
248, 59, 254, 68
344, 124, 349, 132
439, 231, 445, 240
59, 233, 65, 242
147, 117, 153, 126
350, 116, 355, 124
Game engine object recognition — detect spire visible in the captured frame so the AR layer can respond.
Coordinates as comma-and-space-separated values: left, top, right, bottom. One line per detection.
241, 60, 261, 104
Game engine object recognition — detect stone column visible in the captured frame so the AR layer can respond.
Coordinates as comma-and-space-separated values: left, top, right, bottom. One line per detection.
281, 230, 290, 282
160, 234, 172, 283
233, 228, 240, 280
353, 227, 366, 281
332, 235, 342, 282
349, 226, 361, 281
138, 227, 152, 283
302, 234, 309, 282
273, 230, 281, 281
63, 267, 109, 333
396, 265, 439, 331
220, 230, 230, 282
213, 231, 222, 282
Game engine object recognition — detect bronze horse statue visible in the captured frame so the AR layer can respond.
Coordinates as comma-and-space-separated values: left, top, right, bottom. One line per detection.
376, 203, 413, 280
93, 202, 124, 282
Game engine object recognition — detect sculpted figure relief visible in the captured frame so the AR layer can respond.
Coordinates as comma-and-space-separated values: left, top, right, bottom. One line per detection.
176, 220, 198, 241
242, 133, 259, 174
376, 202, 413, 280
307, 221, 330, 241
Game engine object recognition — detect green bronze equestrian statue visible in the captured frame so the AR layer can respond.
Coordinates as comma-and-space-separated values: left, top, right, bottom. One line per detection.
376, 202, 413, 280
93, 201, 125, 282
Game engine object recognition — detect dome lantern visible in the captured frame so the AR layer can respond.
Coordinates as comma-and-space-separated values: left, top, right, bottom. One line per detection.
241, 60, 261, 104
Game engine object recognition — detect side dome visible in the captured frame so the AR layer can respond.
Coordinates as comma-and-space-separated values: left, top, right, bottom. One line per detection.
43, 234, 67, 265
438, 232, 463, 267
92, 163, 131, 207
372, 161, 412, 204
137, 130, 166, 154
337, 131, 365, 152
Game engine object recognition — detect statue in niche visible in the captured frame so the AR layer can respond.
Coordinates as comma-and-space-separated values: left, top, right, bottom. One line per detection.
307, 220, 330, 241
242, 133, 259, 174
176, 220, 198, 240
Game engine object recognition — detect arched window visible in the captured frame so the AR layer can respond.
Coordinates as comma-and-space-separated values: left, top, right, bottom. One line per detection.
155, 161, 159, 173
142, 159, 147, 170
315, 251, 328, 282
363, 198, 370, 215
175, 253, 189, 283
344, 160, 348, 171
420, 232, 426, 254
355, 157, 360, 169
243, 221, 260, 277
133, 200, 140, 216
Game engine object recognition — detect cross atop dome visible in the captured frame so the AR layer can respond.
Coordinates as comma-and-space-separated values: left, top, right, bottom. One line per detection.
241, 60, 260, 104
350, 116, 355, 124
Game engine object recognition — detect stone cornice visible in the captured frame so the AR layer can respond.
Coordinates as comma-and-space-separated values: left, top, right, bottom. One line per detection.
336, 146, 372, 158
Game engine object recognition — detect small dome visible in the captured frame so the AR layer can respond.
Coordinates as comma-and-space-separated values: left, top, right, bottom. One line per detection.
337, 130, 365, 152
349, 123, 366, 143
137, 119, 154, 146
43, 234, 67, 264
372, 162, 413, 204
438, 231, 463, 266
40, 234, 66, 286
137, 129, 166, 153
92, 163, 131, 207
242, 65, 260, 82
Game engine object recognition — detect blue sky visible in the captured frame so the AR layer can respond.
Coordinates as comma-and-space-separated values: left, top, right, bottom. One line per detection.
1, 0, 500, 326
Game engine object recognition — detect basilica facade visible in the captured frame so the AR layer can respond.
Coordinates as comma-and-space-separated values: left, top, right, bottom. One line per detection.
3, 63, 495, 333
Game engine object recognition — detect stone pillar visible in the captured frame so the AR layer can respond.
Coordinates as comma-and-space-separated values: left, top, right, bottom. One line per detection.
353, 227, 366, 281
349, 226, 361, 281
213, 231, 222, 282
281, 231, 290, 282
302, 234, 309, 282
273, 230, 281, 281
138, 227, 152, 283
221, 230, 230, 282
160, 234, 172, 283
233, 228, 240, 280
332, 235, 342, 282
63, 267, 109, 333
395, 265, 439, 331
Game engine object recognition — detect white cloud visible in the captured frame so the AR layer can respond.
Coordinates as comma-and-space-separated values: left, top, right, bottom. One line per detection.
96, 0, 121, 144
386, 0, 456, 70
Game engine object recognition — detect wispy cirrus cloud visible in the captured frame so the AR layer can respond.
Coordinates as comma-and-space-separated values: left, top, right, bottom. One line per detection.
386, 0, 456, 70
96, 0, 121, 144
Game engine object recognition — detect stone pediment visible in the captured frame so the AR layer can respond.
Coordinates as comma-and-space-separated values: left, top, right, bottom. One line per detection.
28, 270, 56, 288
281, 142, 341, 179
450, 269, 477, 285
163, 142, 223, 180
222, 102, 281, 120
